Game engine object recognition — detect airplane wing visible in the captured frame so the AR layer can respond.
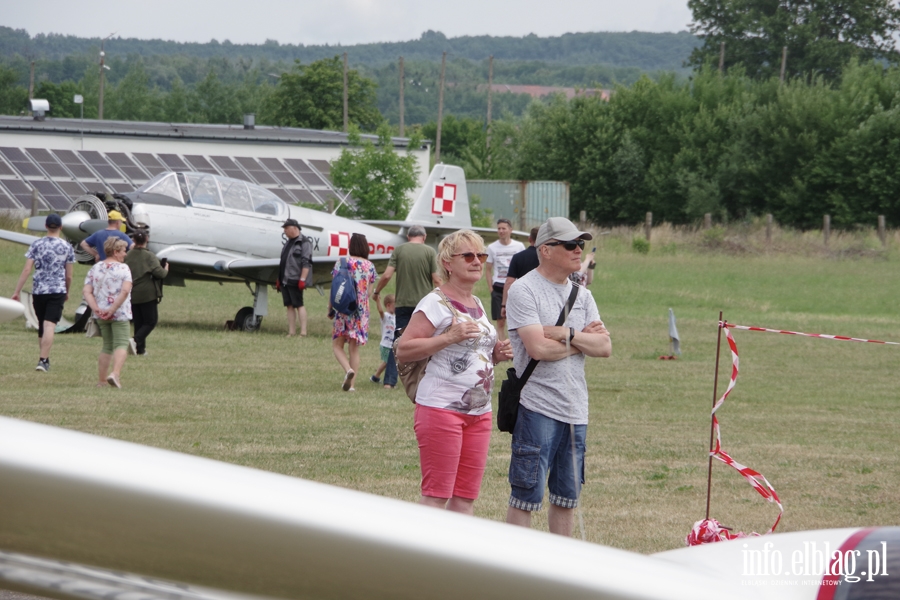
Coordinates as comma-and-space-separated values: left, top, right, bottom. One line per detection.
165, 250, 389, 288
360, 220, 529, 245
0, 416, 750, 600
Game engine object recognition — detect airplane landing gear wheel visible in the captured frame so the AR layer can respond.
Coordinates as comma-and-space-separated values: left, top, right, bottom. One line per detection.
233, 307, 262, 332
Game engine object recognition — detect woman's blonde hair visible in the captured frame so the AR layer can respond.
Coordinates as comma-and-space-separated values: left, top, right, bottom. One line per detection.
103, 237, 128, 259
436, 229, 485, 282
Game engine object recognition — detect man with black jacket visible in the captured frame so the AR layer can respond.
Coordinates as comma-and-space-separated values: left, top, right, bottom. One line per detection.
278, 219, 312, 337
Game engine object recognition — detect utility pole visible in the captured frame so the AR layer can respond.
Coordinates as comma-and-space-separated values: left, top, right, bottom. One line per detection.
779, 46, 788, 83
28, 61, 35, 100
342, 53, 349, 133
486, 55, 494, 177
718, 41, 725, 74
435, 51, 446, 164
398, 56, 405, 137
98, 32, 116, 121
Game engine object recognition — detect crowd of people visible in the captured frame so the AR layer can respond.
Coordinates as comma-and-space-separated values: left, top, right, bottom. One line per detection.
14, 213, 611, 536
14, 211, 168, 387
323, 216, 611, 535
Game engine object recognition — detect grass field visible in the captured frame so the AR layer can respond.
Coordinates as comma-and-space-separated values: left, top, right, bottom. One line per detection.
1, 223, 898, 554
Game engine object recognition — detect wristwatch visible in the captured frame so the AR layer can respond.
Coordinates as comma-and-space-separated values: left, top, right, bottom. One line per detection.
567, 327, 575, 342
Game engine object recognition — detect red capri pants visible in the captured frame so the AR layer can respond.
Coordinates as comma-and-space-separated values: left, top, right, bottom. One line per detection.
414, 404, 492, 500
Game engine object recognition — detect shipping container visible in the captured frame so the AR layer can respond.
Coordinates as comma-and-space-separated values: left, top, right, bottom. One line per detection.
467, 180, 569, 232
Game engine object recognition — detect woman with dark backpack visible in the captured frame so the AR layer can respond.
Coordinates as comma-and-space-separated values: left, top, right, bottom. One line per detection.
124, 231, 168, 356
328, 233, 377, 392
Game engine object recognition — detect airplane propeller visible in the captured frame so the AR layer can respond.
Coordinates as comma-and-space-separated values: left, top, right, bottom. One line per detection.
22, 216, 47, 231
19, 212, 107, 239
60, 211, 107, 239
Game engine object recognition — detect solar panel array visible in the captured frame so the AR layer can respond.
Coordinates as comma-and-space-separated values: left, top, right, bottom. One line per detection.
0, 147, 341, 211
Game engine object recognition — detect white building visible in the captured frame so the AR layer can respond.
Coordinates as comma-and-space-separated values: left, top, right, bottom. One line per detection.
0, 115, 430, 213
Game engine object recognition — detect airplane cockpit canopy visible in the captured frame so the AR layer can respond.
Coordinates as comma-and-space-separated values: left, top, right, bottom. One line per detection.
137, 172, 287, 217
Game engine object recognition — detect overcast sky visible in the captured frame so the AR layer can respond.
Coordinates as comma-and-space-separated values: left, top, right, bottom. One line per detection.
4, 0, 693, 46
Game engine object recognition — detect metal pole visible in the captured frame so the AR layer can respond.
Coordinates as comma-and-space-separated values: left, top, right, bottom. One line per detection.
398, 56, 405, 137
98, 33, 115, 121
342, 53, 349, 133
486, 55, 494, 176
705, 312, 725, 520
435, 51, 446, 164
779, 46, 787, 83
98, 43, 106, 120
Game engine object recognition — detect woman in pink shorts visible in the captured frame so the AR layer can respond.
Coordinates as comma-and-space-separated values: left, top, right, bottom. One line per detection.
397, 230, 513, 514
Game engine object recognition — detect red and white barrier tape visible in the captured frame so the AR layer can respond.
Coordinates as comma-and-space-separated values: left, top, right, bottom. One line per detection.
692, 320, 896, 546
723, 323, 900, 345
690, 324, 783, 546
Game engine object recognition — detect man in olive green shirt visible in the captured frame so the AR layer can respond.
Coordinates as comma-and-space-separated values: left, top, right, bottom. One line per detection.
373, 224, 440, 333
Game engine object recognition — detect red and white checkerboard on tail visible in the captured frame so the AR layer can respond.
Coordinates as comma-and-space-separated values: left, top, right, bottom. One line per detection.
398, 164, 473, 230
431, 182, 457, 216
327, 231, 351, 258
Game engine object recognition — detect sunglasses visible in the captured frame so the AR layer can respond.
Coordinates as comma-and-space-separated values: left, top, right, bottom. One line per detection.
452, 252, 489, 263
545, 239, 585, 251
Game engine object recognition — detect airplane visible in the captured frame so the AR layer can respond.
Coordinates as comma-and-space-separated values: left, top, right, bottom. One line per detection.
0, 164, 495, 332
0, 415, 896, 600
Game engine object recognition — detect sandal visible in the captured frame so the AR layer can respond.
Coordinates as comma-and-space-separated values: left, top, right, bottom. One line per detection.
342, 369, 355, 391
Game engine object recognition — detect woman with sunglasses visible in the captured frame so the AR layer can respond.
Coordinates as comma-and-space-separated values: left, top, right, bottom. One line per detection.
397, 230, 513, 515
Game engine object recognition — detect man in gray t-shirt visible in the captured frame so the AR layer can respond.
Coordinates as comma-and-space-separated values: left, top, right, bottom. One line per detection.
505, 217, 611, 536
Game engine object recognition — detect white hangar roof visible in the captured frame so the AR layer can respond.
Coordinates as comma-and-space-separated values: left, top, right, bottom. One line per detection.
0, 116, 430, 212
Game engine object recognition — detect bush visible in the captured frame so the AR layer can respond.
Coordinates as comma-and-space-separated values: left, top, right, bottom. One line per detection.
632, 237, 650, 254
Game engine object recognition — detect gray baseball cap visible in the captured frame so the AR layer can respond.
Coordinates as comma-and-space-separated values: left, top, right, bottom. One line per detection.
535, 217, 593, 247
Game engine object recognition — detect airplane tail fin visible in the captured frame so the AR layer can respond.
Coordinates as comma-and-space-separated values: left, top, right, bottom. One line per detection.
405, 164, 472, 230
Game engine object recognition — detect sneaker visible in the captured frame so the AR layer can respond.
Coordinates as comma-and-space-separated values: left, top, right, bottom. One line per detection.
342, 369, 355, 391
127, 338, 138, 356
370, 375, 381, 384
35, 359, 49, 372
106, 374, 122, 389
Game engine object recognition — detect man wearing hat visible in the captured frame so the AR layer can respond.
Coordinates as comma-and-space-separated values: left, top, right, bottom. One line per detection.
277, 218, 312, 337
504, 216, 611, 536
12, 213, 76, 372
80, 210, 133, 262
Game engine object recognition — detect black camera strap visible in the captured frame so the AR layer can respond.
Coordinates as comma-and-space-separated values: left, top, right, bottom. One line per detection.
516, 282, 580, 389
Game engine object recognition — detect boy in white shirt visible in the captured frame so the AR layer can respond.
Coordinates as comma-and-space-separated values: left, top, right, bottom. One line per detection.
371, 294, 397, 389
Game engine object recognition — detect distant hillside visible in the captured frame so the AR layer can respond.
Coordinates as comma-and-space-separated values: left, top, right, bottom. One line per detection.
0, 27, 698, 73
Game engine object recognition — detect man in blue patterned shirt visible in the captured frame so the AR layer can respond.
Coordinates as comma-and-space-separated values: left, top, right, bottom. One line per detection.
12, 214, 75, 372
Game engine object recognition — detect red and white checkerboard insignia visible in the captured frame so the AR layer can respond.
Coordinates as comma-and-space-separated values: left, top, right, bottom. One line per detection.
431, 183, 457, 216
328, 231, 350, 258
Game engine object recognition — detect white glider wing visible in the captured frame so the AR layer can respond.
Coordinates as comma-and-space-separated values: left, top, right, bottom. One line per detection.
0, 416, 752, 600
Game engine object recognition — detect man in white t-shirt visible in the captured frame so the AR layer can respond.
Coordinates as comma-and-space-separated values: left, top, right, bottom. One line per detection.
484, 218, 524, 340
505, 216, 611, 537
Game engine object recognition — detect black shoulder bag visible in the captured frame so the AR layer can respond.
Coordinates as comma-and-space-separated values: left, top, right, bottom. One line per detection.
497, 283, 580, 433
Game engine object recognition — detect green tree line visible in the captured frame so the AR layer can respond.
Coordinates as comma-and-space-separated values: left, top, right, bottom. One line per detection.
0, 26, 697, 71
511, 62, 900, 228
